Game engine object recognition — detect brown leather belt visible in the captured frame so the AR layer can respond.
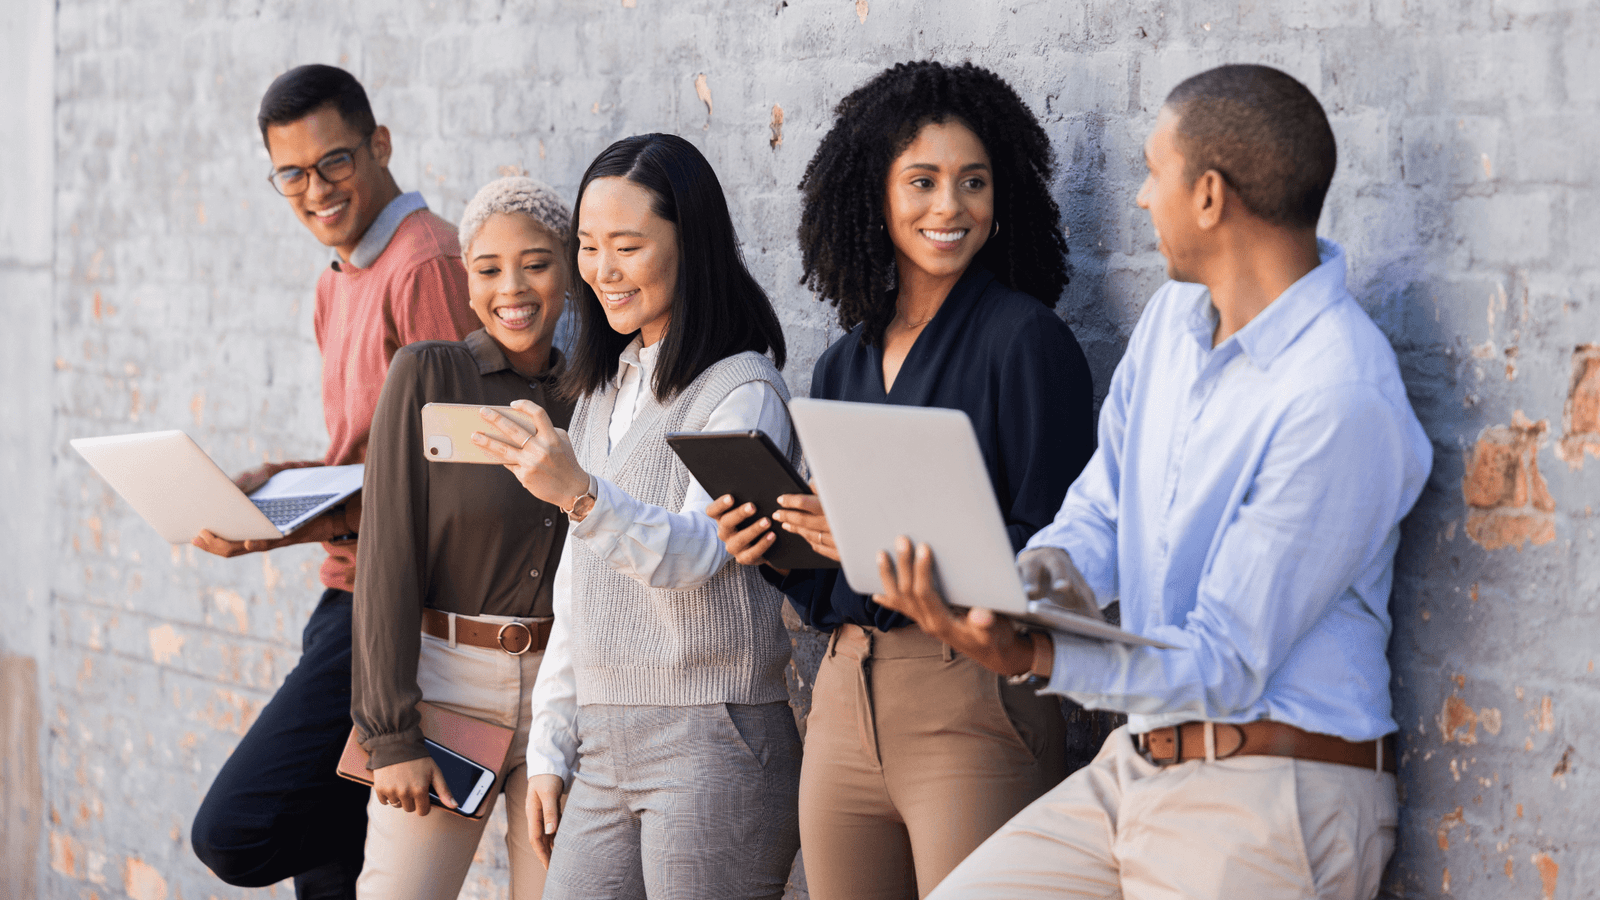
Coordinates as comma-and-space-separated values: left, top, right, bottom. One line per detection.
421, 608, 553, 656
1138, 721, 1396, 773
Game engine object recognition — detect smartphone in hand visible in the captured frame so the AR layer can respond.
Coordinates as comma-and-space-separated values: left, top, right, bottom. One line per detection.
420, 403, 538, 464
424, 738, 495, 817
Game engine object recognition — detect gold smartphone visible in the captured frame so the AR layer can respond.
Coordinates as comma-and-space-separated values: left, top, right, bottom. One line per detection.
419, 402, 539, 464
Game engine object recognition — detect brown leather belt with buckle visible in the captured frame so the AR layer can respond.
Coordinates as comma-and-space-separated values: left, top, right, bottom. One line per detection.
421, 608, 553, 656
1139, 721, 1396, 773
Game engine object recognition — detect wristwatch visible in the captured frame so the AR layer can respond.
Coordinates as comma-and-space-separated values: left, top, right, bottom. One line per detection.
1006, 631, 1055, 686
563, 477, 597, 523
328, 503, 358, 543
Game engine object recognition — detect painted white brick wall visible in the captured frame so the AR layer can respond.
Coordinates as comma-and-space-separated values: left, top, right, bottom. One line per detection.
4, 1, 1597, 897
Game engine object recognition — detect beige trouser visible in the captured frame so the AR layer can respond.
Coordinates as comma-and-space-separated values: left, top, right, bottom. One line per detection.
357, 615, 547, 900
927, 725, 1398, 900
801, 624, 1069, 900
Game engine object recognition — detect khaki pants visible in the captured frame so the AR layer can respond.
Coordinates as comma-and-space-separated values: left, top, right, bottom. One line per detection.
927, 725, 1398, 900
357, 616, 547, 900
801, 624, 1068, 900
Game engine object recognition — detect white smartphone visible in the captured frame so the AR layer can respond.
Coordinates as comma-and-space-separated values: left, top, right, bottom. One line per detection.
424, 738, 496, 817
420, 402, 539, 464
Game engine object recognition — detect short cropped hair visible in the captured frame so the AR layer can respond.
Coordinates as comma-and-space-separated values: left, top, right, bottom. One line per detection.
562, 133, 787, 402
1164, 64, 1336, 230
458, 177, 572, 258
257, 64, 376, 148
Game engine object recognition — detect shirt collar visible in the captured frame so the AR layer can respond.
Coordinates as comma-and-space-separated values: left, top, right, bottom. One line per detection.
1186, 238, 1349, 367
466, 328, 565, 382
331, 191, 428, 271
615, 337, 660, 385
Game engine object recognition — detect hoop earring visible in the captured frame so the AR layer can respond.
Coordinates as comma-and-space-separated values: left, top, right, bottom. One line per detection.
991, 220, 1000, 237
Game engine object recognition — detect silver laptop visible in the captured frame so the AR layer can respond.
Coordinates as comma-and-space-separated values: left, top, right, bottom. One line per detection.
788, 398, 1175, 648
71, 430, 363, 544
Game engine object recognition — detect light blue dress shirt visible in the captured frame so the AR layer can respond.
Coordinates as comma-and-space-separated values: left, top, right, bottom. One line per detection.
1030, 240, 1431, 741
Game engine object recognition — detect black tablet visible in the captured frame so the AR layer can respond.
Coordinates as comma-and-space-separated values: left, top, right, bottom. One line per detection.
666, 429, 840, 571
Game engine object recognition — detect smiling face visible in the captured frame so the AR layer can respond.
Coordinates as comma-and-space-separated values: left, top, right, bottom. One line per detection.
265, 104, 398, 261
465, 212, 567, 375
883, 119, 995, 285
1136, 105, 1204, 282
575, 176, 680, 347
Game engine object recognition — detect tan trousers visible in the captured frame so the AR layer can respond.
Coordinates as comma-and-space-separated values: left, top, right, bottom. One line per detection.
927, 725, 1398, 900
357, 616, 547, 900
800, 624, 1068, 900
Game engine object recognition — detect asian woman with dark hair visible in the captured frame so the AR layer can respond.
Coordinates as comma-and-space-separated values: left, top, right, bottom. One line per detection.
474, 133, 801, 900
710, 61, 1100, 899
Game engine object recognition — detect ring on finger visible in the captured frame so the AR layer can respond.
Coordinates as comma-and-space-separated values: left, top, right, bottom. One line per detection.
519, 433, 533, 449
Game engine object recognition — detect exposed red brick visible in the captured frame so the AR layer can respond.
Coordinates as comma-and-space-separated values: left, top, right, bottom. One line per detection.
1442, 695, 1478, 744
1532, 852, 1558, 900
1437, 806, 1465, 850
1464, 412, 1556, 549
1558, 345, 1600, 467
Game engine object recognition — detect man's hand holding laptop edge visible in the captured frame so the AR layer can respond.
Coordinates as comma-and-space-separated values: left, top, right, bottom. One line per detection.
873, 540, 1101, 681
192, 460, 360, 557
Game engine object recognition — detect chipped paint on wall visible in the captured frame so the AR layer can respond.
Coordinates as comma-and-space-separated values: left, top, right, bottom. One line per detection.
1531, 852, 1557, 900
146, 624, 184, 666
694, 73, 712, 118
1436, 806, 1465, 850
1441, 694, 1478, 745
1462, 411, 1556, 550
1557, 343, 1600, 467
123, 856, 168, 900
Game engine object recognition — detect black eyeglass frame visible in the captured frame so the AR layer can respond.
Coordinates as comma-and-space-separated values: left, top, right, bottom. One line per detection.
265, 132, 374, 197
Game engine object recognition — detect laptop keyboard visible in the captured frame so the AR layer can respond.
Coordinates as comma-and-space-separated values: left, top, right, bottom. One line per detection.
252, 494, 339, 528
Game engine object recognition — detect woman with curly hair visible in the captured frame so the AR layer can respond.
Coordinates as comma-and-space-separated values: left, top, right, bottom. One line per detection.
710, 60, 1098, 898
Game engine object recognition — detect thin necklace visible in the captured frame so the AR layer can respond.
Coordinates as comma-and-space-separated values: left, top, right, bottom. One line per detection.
895, 309, 936, 330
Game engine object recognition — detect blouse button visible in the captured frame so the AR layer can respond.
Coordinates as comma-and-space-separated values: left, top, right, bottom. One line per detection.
529, 569, 540, 579
544, 518, 554, 527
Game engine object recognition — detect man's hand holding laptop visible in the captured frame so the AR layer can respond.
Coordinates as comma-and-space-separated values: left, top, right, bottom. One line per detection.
192, 460, 360, 557
873, 539, 1100, 681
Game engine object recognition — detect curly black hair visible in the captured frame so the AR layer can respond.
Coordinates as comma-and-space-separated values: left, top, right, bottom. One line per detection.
797, 60, 1069, 345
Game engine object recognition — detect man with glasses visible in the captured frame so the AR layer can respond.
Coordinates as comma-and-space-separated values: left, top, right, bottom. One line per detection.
189, 64, 478, 899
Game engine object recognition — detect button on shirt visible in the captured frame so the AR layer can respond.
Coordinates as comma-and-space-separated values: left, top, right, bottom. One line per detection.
1030, 240, 1431, 741
351, 330, 572, 768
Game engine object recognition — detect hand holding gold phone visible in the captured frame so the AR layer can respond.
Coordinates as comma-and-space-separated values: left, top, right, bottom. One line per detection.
420, 402, 539, 464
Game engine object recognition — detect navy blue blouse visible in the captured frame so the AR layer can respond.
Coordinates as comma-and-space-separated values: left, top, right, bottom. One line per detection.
778, 265, 1097, 631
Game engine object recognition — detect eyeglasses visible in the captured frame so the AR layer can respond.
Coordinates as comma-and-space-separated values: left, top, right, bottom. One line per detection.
266, 133, 372, 197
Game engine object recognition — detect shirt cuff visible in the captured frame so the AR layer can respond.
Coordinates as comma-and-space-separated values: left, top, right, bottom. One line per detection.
1041, 630, 1124, 700
569, 476, 630, 548
523, 745, 573, 784
362, 727, 429, 771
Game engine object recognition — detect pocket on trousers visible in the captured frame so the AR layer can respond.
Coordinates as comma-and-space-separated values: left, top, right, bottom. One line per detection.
991, 672, 1052, 760
719, 703, 768, 766
718, 702, 800, 769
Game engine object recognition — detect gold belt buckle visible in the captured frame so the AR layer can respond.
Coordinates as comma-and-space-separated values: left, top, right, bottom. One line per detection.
496, 621, 534, 656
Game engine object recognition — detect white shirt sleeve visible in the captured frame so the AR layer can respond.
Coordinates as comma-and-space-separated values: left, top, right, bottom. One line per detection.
568, 380, 791, 590
524, 535, 579, 783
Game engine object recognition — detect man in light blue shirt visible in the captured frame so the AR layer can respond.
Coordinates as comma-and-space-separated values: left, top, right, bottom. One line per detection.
877, 65, 1431, 899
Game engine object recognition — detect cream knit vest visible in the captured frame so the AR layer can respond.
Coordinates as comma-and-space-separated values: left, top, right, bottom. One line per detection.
568, 350, 796, 707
